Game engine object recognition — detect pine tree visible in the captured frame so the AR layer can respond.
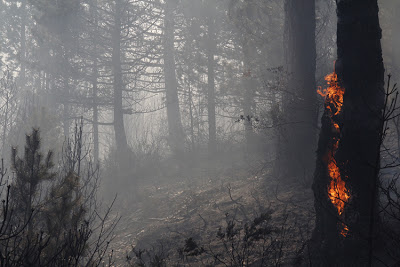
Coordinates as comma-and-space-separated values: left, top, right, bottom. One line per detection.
11, 129, 56, 225
44, 171, 87, 264
7, 128, 113, 266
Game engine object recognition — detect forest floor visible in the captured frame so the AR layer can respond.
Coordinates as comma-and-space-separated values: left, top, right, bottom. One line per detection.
103, 155, 315, 266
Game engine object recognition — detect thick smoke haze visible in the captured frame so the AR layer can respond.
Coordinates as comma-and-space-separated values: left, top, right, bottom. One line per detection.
0, 0, 398, 266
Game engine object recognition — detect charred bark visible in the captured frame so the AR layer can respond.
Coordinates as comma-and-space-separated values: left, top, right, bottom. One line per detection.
282, 0, 317, 180
311, 0, 384, 265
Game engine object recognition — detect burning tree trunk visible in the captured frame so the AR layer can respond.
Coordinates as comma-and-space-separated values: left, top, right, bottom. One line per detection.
311, 0, 384, 264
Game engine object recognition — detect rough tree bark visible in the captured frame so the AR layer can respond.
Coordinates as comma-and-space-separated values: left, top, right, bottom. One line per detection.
163, 0, 185, 157
282, 0, 317, 180
311, 0, 384, 265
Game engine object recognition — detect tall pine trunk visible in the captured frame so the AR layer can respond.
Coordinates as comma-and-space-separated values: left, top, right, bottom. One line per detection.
90, 0, 99, 163
92, 63, 99, 163
20, 0, 27, 91
281, 0, 317, 180
311, 0, 384, 264
63, 78, 70, 139
207, 12, 217, 155
112, 0, 128, 154
163, 0, 185, 157
242, 38, 256, 151
392, 2, 400, 83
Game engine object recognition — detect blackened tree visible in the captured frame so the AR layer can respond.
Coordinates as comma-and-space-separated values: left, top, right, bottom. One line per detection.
311, 0, 385, 265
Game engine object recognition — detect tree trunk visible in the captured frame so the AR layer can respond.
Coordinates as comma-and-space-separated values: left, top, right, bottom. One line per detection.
392, 1, 400, 83
92, 64, 99, 163
207, 13, 217, 155
90, 0, 99, 163
19, 0, 27, 91
63, 78, 70, 139
2, 94, 9, 159
281, 0, 317, 180
242, 38, 256, 151
188, 72, 195, 152
163, 0, 185, 157
311, 0, 384, 265
112, 0, 128, 154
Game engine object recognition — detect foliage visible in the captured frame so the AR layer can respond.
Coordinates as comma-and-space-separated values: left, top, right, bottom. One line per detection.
11, 129, 56, 220
0, 127, 116, 266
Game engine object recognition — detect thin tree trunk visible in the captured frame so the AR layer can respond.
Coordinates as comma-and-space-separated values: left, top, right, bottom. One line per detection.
163, 0, 185, 157
63, 78, 70, 139
90, 0, 99, 163
20, 0, 27, 90
392, 1, 400, 83
2, 94, 9, 159
187, 21, 195, 152
207, 14, 217, 155
112, 0, 128, 154
93, 65, 99, 163
189, 79, 195, 152
311, 0, 384, 264
242, 38, 256, 151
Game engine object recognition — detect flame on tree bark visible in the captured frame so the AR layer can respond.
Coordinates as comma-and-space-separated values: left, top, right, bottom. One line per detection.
311, 0, 384, 264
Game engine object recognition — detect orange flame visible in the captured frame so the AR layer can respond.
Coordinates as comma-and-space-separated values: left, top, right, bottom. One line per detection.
319, 70, 350, 237
318, 72, 345, 116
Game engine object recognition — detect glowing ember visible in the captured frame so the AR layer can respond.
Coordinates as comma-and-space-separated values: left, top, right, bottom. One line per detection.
318, 69, 350, 237
341, 224, 349, 237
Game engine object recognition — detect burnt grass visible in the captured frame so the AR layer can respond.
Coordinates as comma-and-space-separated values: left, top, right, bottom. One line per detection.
104, 156, 315, 266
